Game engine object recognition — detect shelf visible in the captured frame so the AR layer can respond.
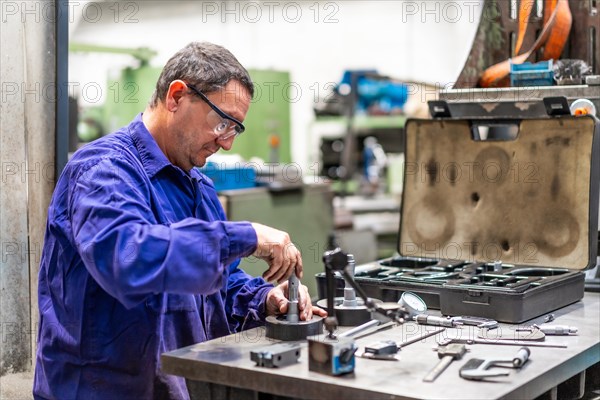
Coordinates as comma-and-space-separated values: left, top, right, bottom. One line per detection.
352, 115, 406, 130
334, 194, 400, 213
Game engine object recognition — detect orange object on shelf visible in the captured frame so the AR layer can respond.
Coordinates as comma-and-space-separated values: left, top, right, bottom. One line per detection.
479, 0, 572, 88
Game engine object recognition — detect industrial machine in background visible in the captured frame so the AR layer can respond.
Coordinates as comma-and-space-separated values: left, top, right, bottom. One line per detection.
314, 70, 408, 185
313, 69, 409, 118
69, 43, 158, 149
311, 71, 418, 262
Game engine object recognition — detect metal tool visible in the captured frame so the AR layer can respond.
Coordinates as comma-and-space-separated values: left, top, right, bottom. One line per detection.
415, 314, 462, 328
544, 314, 556, 323
363, 340, 399, 360
308, 335, 358, 376
399, 327, 447, 349
423, 343, 467, 382
437, 337, 567, 348
250, 342, 302, 368
316, 254, 384, 326
309, 243, 410, 376
478, 328, 545, 341
344, 321, 396, 340
397, 292, 427, 317
308, 246, 360, 376
339, 320, 380, 338
516, 324, 578, 335
358, 327, 446, 361
492, 260, 503, 272
450, 316, 498, 329
511, 347, 531, 367
459, 347, 531, 380
287, 271, 300, 323
343, 255, 358, 307
266, 273, 323, 341
321, 245, 410, 339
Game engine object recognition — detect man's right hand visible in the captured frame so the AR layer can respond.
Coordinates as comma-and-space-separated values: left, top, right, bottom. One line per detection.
251, 223, 302, 283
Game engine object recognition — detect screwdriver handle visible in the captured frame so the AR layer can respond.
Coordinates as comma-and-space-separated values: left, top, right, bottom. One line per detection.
512, 347, 530, 367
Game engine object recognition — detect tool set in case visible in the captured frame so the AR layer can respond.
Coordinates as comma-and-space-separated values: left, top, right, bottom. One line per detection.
318, 111, 599, 323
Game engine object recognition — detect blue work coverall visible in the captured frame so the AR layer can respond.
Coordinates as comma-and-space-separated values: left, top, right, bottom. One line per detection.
33, 114, 273, 399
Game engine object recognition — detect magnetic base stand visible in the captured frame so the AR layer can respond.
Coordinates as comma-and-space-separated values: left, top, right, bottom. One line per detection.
316, 298, 383, 326
265, 315, 324, 341
308, 335, 356, 376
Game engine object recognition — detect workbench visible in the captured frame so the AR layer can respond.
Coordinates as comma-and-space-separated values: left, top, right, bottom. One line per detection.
162, 293, 600, 400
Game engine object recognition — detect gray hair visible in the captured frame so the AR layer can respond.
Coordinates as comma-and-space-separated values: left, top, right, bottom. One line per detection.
149, 42, 254, 107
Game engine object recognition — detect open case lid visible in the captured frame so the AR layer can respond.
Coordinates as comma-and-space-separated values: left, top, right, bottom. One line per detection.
399, 116, 600, 270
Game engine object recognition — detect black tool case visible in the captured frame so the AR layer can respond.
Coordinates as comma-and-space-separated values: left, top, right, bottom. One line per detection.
317, 114, 600, 323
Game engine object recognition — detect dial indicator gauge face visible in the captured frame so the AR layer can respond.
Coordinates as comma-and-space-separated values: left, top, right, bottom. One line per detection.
399, 292, 427, 316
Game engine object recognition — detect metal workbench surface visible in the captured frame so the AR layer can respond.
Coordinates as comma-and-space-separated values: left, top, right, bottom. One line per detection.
161, 293, 600, 400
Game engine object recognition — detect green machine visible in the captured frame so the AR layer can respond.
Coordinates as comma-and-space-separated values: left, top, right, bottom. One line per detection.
234, 69, 291, 163
220, 184, 334, 298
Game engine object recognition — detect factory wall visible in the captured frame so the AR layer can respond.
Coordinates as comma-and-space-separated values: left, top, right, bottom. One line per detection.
0, 4, 56, 376
69, 0, 483, 172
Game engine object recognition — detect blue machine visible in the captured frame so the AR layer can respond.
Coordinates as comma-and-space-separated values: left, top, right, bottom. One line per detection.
337, 70, 409, 114
198, 162, 257, 191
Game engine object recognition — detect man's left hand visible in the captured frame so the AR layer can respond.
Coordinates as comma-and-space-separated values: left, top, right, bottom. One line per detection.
266, 281, 328, 320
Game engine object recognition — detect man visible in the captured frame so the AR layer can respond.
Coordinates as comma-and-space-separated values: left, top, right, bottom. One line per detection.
34, 42, 326, 399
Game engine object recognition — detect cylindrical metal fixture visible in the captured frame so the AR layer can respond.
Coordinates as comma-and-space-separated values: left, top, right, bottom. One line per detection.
342, 254, 358, 308
265, 316, 324, 341
287, 273, 299, 323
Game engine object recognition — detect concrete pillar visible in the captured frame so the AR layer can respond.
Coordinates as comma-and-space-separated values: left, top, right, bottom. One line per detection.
0, 0, 56, 376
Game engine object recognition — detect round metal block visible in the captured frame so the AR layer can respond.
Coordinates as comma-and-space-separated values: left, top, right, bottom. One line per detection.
316, 297, 383, 326
265, 315, 324, 341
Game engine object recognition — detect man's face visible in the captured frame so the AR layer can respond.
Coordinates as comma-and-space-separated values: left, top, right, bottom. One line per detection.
169, 80, 251, 171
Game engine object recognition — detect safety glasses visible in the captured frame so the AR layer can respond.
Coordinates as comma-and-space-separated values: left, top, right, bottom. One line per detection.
186, 83, 245, 141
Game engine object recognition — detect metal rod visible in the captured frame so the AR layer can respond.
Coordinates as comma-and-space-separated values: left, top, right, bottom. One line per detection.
340, 269, 407, 323
352, 321, 396, 340
439, 338, 567, 348
342, 255, 358, 307
339, 320, 380, 338
325, 267, 338, 337
287, 273, 299, 323
340, 270, 375, 309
